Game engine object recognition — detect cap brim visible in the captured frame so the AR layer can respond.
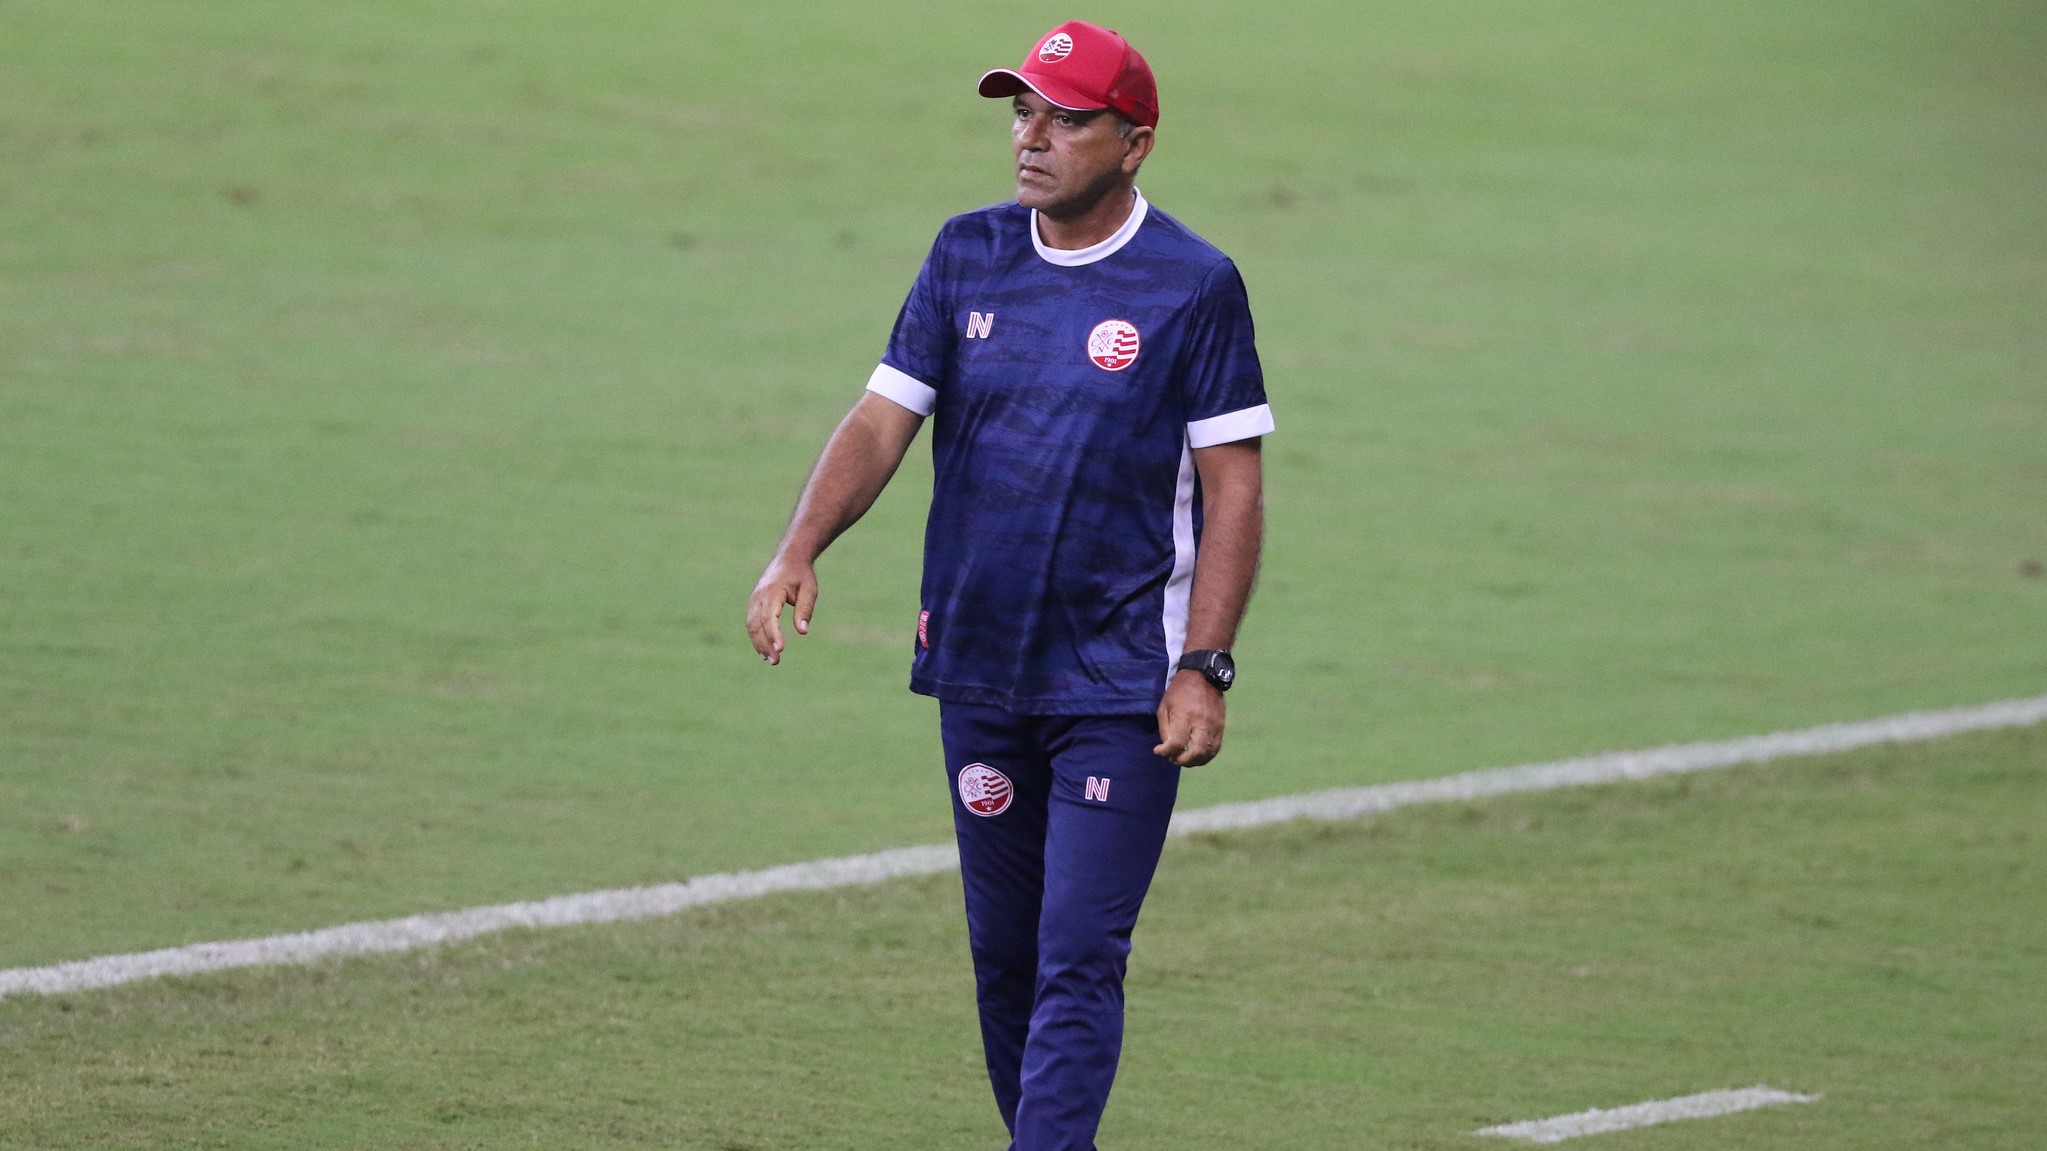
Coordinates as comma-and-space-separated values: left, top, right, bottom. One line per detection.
976, 68, 1107, 112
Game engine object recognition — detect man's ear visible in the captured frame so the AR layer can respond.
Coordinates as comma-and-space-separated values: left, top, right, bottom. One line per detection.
1121, 126, 1155, 174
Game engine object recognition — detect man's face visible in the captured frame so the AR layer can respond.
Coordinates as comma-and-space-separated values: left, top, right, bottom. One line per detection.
1010, 91, 1147, 218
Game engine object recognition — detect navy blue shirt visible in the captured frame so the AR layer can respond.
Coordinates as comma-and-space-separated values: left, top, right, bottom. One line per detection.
866, 192, 1272, 714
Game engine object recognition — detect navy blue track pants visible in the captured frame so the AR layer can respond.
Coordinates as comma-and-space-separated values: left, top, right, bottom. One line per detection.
942, 701, 1183, 1151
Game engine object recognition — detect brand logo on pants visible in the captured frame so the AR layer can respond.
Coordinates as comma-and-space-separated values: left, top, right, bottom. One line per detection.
958, 763, 1013, 817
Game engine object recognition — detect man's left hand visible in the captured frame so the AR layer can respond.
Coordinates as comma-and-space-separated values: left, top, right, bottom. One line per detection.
1154, 671, 1225, 767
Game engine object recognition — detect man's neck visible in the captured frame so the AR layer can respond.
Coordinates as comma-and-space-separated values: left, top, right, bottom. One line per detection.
1034, 184, 1138, 251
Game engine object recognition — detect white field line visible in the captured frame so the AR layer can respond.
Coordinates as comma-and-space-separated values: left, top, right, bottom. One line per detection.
3, 694, 2043, 1001
1475, 1084, 1820, 1142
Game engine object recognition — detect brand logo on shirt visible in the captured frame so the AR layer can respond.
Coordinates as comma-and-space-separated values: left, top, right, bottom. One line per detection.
1084, 776, 1111, 803
965, 311, 995, 339
917, 609, 930, 649
1086, 319, 1141, 371
958, 763, 1013, 817
1038, 33, 1074, 62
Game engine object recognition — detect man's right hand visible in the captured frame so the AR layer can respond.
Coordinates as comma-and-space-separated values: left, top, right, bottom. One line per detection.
742, 391, 925, 666
747, 556, 818, 665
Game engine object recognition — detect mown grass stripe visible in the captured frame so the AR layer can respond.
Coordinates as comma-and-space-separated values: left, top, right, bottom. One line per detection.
4, 694, 2042, 1001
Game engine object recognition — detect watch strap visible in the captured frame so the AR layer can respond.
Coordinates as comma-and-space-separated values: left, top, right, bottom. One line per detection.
1175, 648, 1235, 692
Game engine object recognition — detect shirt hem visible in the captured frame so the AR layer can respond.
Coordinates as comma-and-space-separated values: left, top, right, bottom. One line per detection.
910, 679, 1161, 716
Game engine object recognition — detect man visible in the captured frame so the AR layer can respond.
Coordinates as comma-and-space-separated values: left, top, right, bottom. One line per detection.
746, 20, 1270, 1150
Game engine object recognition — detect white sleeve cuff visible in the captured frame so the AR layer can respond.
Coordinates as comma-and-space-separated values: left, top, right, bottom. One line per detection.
865, 362, 937, 417
1187, 403, 1275, 448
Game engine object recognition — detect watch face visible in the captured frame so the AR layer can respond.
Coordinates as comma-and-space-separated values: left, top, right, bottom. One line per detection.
1181, 650, 1236, 690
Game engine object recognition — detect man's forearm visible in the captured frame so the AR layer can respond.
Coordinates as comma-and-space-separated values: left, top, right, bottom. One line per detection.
775, 394, 923, 564
1155, 439, 1262, 766
1182, 441, 1264, 652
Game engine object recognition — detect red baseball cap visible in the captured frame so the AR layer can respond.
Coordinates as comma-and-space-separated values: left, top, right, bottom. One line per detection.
977, 21, 1159, 129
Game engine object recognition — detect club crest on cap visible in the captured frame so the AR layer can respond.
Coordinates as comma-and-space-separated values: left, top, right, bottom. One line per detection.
958, 763, 1013, 817
1087, 319, 1141, 371
1038, 32, 1074, 62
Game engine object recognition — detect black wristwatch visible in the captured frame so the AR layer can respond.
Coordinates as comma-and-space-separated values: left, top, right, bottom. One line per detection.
1175, 648, 1236, 693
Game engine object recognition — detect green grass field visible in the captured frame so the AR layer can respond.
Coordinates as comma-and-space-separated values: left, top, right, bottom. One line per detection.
6, 726, 2044, 1149
3, 0, 2045, 1146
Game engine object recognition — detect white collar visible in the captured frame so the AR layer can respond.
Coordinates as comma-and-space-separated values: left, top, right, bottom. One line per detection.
1030, 189, 1148, 267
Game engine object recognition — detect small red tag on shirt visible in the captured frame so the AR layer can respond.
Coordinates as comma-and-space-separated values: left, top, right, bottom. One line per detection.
918, 610, 930, 649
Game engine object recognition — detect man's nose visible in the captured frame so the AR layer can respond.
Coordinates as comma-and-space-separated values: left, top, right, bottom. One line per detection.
1015, 116, 1048, 151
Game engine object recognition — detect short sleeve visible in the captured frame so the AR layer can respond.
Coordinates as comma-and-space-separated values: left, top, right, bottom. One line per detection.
1181, 259, 1274, 448
866, 232, 953, 417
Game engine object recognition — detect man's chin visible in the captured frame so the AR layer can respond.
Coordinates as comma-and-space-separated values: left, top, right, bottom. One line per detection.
1014, 184, 1056, 210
